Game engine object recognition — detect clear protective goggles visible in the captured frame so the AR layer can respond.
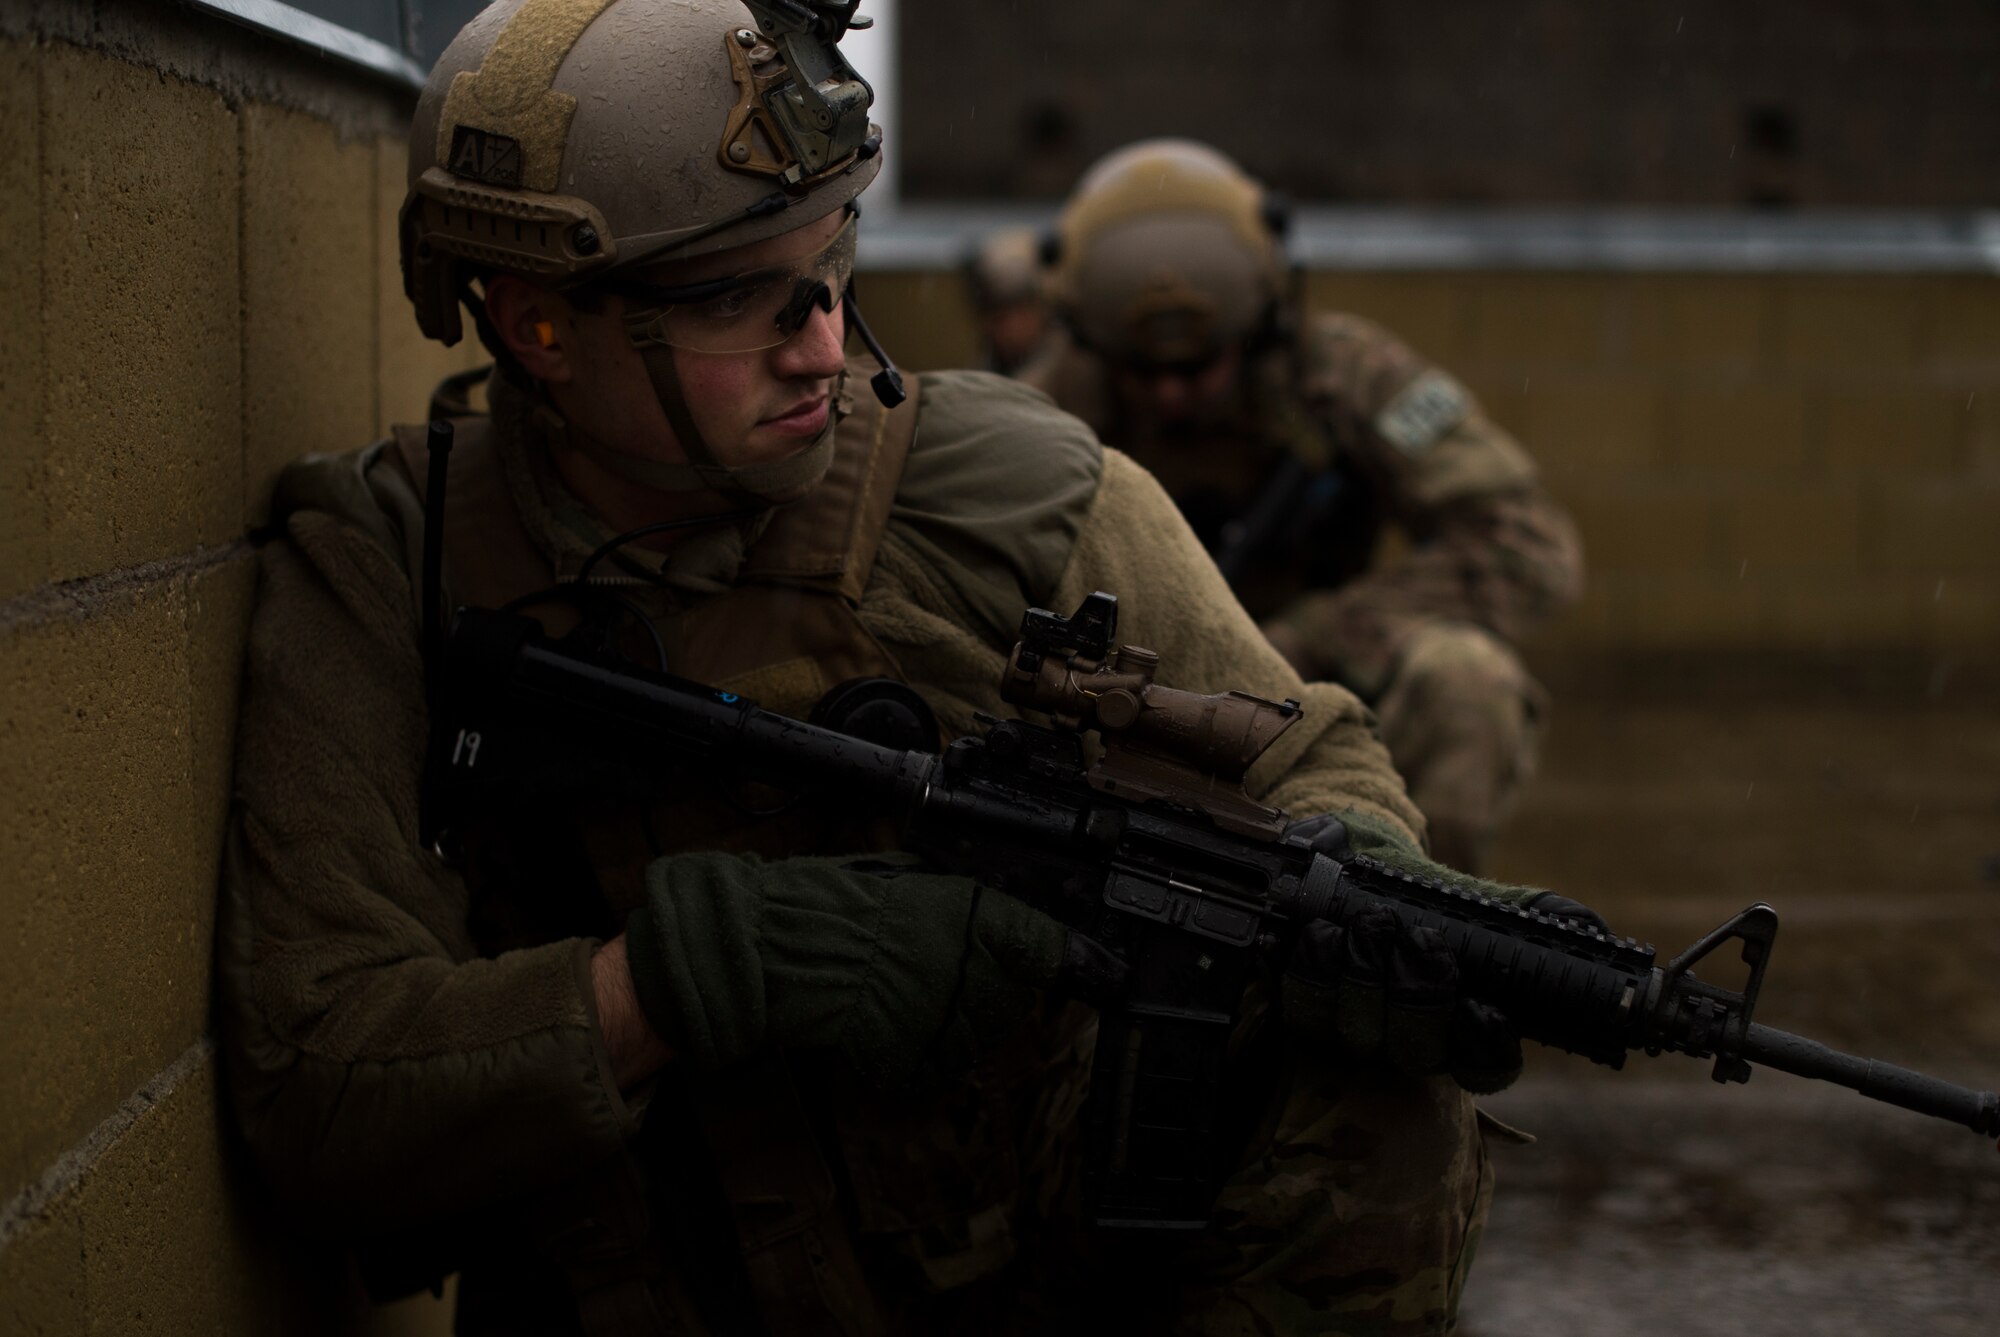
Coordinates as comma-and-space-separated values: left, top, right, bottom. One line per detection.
612, 214, 858, 355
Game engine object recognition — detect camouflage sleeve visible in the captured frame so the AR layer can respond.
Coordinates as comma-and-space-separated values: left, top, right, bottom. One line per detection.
1272, 314, 1585, 694
217, 504, 632, 1236
1050, 448, 1426, 844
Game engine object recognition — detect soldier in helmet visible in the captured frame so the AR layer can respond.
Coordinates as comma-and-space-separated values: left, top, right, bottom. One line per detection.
1022, 140, 1585, 875
961, 226, 1054, 374
218, 5, 1594, 1334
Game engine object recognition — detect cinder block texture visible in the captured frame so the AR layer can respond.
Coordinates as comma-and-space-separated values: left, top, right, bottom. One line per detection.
1599, 573, 1764, 650
188, 550, 259, 853
1930, 580, 2000, 655
0, 1197, 84, 1336
40, 44, 241, 584
1724, 487, 1862, 574
1922, 277, 2000, 369
2, 845, 439, 1337
1522, 377, 1664, 479
1775, 277, 1923, 373
0, 1050, 348, 1336
1967, 387, 2000, 480
1466, 276, 1618, 370
1873, 480, 2000, 575
244, 102, 378, 526
1816, 388, 1962, 475
1625, 276, 1773, 374
0, 550, 255, 1209
74, 1056, 325, 1335
1524, 580, 1613, 659
375, 135, 490, 436
1565, 487, 1728, 575
1758, 576, 1928, 652
1, 39, 47, 602
1667, 384, 1809, 476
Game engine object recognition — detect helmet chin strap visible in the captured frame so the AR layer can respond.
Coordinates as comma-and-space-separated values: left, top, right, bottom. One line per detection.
637, 339, 846, 506
538, 346, 848, 508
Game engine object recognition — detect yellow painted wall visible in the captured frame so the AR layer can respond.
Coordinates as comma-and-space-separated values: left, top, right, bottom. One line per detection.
0, 25, 473, 1337
1320, 270, 2000, 667
862, 268, 2000, 672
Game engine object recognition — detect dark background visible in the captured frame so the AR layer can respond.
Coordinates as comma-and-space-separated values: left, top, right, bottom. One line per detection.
899, 0, 2000, 206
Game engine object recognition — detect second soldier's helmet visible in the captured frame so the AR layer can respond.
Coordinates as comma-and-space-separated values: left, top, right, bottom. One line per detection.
962, 227, 1048, 313
1048, 139, 1289, 367
401, 0, 884, 346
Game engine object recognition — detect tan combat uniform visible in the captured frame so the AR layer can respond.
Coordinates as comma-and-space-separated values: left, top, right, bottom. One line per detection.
219, 361, 1497, 1335
1023, 313, 1585, 873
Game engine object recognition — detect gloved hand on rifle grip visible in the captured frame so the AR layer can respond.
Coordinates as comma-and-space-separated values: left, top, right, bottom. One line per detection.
1283, 903, 1524, 1095
624, 851, 1079, 1086
1280, 810, 1617, 1094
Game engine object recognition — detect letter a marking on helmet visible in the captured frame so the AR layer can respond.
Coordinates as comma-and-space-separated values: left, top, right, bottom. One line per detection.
448, 126, 524, 188
437, 0, 617, 194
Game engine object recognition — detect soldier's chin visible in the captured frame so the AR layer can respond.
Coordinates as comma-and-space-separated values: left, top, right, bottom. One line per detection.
756, 475, 822, 505
734, 431, 838, 505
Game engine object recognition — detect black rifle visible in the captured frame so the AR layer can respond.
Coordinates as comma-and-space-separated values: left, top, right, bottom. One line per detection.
432, 592, 2000, 1230
1211, 453, 1317, 586
1208, 452, 1380, 593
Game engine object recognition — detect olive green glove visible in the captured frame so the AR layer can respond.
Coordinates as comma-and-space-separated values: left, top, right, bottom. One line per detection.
1281, 810, 1612, 1094
622, 851, 1069, 1084
1282, 905, 1524, 1095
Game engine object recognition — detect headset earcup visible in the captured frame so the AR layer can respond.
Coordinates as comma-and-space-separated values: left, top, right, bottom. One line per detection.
1262, 190, 1293, 241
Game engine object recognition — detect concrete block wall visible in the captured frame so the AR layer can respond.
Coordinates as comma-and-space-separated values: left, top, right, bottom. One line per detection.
0, 5, 478, 1332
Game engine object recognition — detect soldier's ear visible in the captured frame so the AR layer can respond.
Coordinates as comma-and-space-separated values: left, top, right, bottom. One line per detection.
484, 274, 572, 384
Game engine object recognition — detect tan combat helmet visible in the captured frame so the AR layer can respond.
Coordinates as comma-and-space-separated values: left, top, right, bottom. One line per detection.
963, 227, 1048, 312
1048, 139, 1289, 367
400, 0, 896, 502
962, 226, 1054, 372
403, 0, 882, 344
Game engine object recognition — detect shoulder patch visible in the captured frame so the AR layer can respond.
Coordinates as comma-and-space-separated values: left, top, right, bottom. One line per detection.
1374, 368, 1469, 457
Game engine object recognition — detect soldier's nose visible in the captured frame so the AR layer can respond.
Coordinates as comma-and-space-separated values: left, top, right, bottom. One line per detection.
774, 299, 847, 379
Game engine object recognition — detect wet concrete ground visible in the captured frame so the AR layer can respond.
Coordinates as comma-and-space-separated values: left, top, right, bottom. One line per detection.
1456, 672, 2000, 1328
1463, 1070, 2000, 1336
1464, 671, 2000, 1334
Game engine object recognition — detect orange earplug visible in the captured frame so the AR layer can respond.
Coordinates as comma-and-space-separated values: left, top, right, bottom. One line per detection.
534, 320, 557, 348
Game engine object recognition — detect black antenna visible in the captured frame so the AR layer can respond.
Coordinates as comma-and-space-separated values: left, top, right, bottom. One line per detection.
420, 420, 455, 852
422, 420, 456, 708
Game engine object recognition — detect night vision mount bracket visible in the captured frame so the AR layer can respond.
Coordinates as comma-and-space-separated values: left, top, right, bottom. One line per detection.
735, 1, 879, 184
